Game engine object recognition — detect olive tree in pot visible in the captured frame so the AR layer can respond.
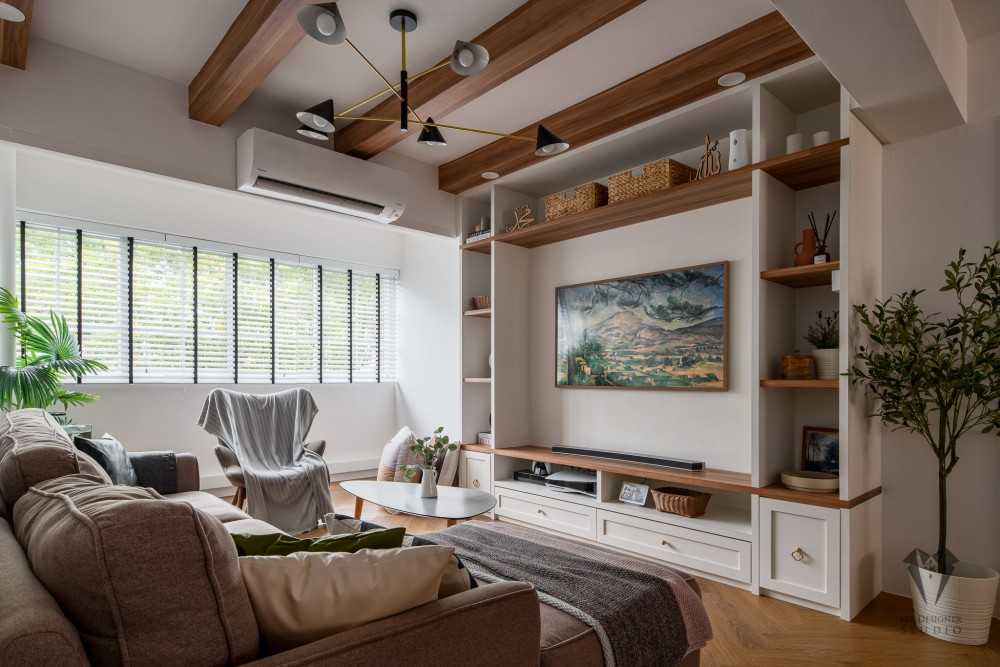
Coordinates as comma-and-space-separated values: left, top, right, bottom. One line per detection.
851, 243, 1000, 645
0, 287, 106, 416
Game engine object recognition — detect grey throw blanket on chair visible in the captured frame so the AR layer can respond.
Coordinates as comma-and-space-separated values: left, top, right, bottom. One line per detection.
198, 388, 333, 534
420, 521, 712, 667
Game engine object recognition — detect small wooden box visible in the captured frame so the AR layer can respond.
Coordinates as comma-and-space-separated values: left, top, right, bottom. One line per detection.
544, 183, 608, 222
781, 354, 817, 380
608, 159, 695, 204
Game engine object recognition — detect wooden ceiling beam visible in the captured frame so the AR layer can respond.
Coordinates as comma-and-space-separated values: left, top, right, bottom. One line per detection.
438, 11, 813, 195
334, 0, 646, 160
0, 0, 33, 70
189, 0, 311, 126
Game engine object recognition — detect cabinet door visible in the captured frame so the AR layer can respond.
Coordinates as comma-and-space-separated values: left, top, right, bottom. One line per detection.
760, 498, 840, 608
459, 451, 491, 494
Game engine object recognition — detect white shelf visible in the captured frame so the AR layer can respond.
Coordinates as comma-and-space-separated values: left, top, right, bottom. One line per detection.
596, 499, 753, 542
493, 479, 599, 507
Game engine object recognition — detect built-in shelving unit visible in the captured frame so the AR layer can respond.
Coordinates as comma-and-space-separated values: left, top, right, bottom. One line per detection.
457, 56, 884, 620
761, 261, 839, 287
759, 378, 839, 389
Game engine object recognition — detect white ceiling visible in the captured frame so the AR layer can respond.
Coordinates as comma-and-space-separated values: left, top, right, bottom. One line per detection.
30, 0, 775, 167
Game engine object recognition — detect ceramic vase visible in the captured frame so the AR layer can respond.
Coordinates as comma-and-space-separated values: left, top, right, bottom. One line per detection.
728, 129, 750, 170
812, 348, 838, 380
420, 467, 438, 498
910, 562, 999, 645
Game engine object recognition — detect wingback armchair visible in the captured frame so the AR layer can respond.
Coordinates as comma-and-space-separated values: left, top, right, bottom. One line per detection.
215, 440, 326, 508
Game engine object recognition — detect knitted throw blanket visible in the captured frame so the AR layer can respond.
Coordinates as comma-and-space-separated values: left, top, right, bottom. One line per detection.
420, 521, 712, 667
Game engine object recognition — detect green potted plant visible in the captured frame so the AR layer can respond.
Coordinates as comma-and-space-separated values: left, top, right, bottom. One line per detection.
410, 426, 457, 498
805, 310, 839, 380
0, 287, 106, 418
851, 244, 1000, 645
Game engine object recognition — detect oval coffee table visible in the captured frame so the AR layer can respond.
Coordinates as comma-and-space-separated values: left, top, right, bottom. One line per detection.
341, 480, 496, 527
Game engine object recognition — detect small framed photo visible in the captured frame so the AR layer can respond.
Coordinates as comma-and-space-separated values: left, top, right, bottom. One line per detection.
802, 427, 839, 475
619, 481, 651, 506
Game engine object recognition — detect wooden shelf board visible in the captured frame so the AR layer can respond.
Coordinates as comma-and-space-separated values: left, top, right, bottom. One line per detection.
760, 378, 839, 389
462, 237, 493, 254
761, 261, 840, 288
477, 445, 753, 494
758, 484, 882, 510
458, 140, 847, 254
464, 445, 882, 510
756, 138, 848, 190
464, 308, 492, 318
464, 377, 492, 384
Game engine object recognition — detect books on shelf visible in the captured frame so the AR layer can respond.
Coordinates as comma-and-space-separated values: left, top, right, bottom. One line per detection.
465, 230, 493, 244
477, 432, 494, 446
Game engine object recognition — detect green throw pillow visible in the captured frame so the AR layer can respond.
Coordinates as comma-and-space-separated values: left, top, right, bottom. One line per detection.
232, 527, 406, 557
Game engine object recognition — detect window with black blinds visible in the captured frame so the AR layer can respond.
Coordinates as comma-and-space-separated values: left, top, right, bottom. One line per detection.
14, 221, 398, 384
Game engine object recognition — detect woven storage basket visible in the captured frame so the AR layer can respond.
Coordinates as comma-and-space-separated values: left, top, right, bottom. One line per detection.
651, 486, 712, 518
544, 182, 608, 222
608, 159, 696, 204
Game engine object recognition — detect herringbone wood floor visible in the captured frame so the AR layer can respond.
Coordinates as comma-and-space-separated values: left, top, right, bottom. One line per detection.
293, 483, 1000, 666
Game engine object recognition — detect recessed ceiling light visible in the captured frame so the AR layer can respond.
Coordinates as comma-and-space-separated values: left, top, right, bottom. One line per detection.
481, 171, 500, 180
0, 2, 26, 22
717, 72, 746, 87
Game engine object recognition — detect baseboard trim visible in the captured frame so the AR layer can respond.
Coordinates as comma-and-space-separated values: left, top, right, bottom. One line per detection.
201, 457, 379, 495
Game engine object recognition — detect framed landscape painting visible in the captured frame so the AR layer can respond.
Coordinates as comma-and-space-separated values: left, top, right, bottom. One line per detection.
555, 261, 728, 390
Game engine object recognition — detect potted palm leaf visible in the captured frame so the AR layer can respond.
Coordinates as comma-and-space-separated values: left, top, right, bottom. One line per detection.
851, 243, 1000, 645
0, 287, 106, 417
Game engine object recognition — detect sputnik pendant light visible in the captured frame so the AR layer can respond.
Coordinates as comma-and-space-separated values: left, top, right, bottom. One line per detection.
0, 2, 25, 22
296, 4, 570, 162
296, 99, 335, 133
417, 118, 447, 146
534, 125, 570, 156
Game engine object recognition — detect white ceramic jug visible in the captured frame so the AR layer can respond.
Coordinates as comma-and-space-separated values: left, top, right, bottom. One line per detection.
420, 467, 438, 498
728, 129, 750, 170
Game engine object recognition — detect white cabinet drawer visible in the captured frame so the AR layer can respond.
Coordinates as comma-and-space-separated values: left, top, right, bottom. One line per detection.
458, 451, 492, 495
596, 509, 752, 584
495, 487, 597, 540
760, 498, 840, 608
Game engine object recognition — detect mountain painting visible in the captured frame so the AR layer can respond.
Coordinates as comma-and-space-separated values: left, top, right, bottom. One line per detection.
556, 262, 728, 390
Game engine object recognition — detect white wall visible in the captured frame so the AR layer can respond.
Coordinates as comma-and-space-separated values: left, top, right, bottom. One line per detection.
8, 145, 460, 489
0, 38, 455, 237
526, 198, 754, 472
880, 116, 1000, 608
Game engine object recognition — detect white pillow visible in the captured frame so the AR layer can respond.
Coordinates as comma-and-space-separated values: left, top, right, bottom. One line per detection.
378, 426, 414, 481
239, 545, 454, 652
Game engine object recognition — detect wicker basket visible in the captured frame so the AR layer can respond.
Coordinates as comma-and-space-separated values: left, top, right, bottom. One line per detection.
608, 159, 696, 205
544, 182, 608, 222
471, 295, 491, 310
651, 486, 712, 518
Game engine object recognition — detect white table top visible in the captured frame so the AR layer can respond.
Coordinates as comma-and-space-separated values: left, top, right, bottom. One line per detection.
341, 480, 496, 520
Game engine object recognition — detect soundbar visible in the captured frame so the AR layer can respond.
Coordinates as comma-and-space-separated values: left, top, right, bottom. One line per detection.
552, 446, 705, 471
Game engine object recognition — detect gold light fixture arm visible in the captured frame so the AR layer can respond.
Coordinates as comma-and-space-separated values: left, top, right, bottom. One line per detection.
340, 61, 449, 116
344, 37, 423, 124
335, 115, 535, 143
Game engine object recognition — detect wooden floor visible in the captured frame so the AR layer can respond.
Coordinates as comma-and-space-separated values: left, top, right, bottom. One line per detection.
314, 483, 1000, 666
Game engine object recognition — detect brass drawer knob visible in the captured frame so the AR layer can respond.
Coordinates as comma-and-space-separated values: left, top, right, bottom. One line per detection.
472, 480, 480, 488
791, 547, 806, 562
536, 508, 546, 516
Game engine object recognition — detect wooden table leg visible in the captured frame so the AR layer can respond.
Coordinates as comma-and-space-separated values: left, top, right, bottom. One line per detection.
446, 518, 458, 527
354, 497, 364, 519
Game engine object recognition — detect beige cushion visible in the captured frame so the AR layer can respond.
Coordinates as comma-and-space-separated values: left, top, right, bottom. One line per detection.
377, 427, 414, 481
13, 474, 259, 666
0, 410, 110, 508
240, 545, 454, 652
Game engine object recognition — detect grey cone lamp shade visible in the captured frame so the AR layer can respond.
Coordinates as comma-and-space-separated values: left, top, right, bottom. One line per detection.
417, 118, 447, 146
296, 125, 330, 141
297, 99, 335, 133
534, 125, 569, 157
450, 40, 489, 76
0, 2, 26, 22
298, 3, 347, 45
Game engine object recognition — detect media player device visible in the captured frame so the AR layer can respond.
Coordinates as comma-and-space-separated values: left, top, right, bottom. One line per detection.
545, 470, 597, 497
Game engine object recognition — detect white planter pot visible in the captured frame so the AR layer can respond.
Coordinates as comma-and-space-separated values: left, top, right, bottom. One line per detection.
909, 562, 999, 645
812, 348, 839, 380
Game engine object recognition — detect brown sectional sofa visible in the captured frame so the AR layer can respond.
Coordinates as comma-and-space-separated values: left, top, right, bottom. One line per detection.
0, 409, 700, 666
